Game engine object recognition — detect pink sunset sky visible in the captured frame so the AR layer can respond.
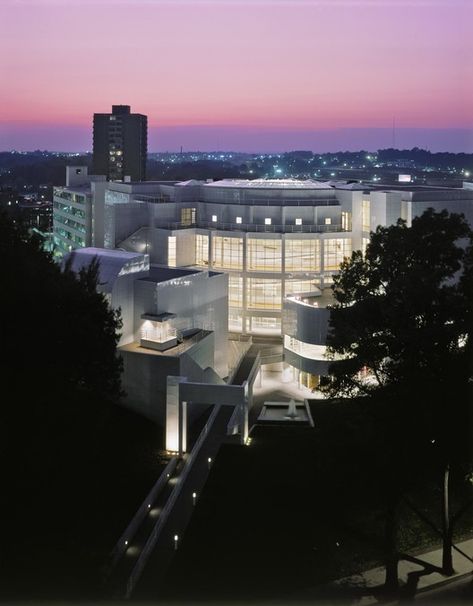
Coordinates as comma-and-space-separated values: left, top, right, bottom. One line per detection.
0, 0, 472, 152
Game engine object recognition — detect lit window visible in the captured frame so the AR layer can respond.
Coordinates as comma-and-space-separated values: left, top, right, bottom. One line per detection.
248, 239, 282, 272
265, 218, 272, 225
236, 217, 242, 224
325, 217, 332, 225
181, 208, 196, 226
212, 215, 217, 222
212, 236, 243, 270
295, 218, 302, 225
168, 236, 177, 267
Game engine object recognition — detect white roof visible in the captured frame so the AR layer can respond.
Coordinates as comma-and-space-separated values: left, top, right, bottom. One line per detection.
204, 179, 333, 190
63, 248, 149, 293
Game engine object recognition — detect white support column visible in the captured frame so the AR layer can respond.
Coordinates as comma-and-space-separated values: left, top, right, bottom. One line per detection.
179, 400, 188, 454
165, 376, 187, 453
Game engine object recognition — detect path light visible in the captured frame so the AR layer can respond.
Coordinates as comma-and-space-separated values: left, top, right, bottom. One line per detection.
174, 534, 179, 550
125, 540, 128, 546
207, 457, 212, 469
192, 492, 197, 506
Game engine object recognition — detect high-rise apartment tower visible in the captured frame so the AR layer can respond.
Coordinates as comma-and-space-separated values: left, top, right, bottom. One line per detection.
93, 105, 147, 181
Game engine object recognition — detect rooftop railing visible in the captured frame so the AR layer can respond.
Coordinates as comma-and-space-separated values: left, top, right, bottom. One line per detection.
153, 220, 346, 234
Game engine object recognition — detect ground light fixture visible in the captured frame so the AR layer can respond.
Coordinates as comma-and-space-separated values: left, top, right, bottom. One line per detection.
192, 492, 197, 505
174, 534, 179, 550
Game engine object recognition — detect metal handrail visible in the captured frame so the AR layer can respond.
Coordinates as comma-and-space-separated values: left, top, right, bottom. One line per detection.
153, 221, 346, 234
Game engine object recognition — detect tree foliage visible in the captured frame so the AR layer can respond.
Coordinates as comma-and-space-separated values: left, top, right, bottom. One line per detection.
322, 208, 473, 585
324, 209, 471, 400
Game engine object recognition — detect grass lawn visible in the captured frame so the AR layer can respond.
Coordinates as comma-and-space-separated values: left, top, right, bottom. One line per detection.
156, 399, 473, 603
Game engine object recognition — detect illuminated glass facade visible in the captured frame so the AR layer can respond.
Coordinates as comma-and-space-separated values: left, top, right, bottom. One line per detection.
187, 232, 350, 335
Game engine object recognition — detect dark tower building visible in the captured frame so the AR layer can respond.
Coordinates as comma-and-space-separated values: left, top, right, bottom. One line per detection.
93, 105, 147, 181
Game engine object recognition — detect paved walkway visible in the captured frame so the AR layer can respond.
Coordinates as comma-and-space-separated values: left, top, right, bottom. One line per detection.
313, 538, 473, 604
133, 405, 235, 600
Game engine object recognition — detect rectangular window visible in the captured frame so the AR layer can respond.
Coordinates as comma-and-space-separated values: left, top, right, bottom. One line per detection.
212, 215, 218, 222
168, 236, 176, 267
295, 218, 302, 225
236, 217, 242, 224
341, 211, 352, 231
195, 234, 209, 266
247, 278, 281, 310
212, 236, 243, 270
229, 312, 243, 331
228, 275, 243, 307
323, 238, 352, 271
325, 217, 332, 225
265, 218, 272, 225
181, 207, 196, 226
247, 238, 282, 272
285, 239, 320, 272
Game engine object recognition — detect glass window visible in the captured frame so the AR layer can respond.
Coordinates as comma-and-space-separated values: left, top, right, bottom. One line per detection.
285, 278, 320, 296
181, 208, 196, 226
342, 211, 352, 231
212, 215, 217, 222
228, 275, 243, 307
229, 312, 243, 331
295, 218, 302, 225
236, 217, 242, 224
323, 238, 352, 271
195, 234, 209, 266
265, 218, 272, 225
212, 236, 243, 270
325, 217, 332, 225
247, 239, 282, 272
168, 236, 176, 267
285, 239, 320, 272
247, 278, 281, 310
250, 316, 281, 333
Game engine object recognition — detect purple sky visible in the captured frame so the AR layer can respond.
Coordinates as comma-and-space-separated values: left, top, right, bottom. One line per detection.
1, 0, 472, 152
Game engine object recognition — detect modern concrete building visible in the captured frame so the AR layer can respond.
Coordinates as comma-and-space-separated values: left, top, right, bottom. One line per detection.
55, 172, 473, 389
93, 105, 148, 181
65, 248, 230, 426
52, 166, 107, 256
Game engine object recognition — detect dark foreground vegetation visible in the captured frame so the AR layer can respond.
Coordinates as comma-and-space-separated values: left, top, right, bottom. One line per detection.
322, 209, 473, 590
153, 403, 473, 603
0, 214, 164, 600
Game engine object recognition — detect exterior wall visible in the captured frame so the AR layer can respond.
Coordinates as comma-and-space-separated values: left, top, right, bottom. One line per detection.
282, 297, 331, 375
133, 271, 228, 377
121, 351, 180, 423
120, 331, 216, 424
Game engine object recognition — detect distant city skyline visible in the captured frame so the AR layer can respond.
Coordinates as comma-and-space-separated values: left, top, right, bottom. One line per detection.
1, 0, 472, 152
1, 125, 473, 154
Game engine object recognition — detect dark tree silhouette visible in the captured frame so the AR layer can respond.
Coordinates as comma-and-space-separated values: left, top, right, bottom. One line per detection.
0, 212, 126, 597
322, 209, 473, 586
